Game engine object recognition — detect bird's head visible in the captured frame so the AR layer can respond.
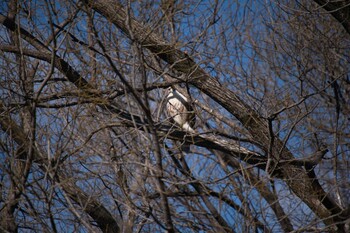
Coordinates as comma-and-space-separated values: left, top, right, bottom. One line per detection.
166, 86, 174, 95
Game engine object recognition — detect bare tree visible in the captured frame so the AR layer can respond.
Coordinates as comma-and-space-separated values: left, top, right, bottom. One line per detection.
0, 0, 349, 232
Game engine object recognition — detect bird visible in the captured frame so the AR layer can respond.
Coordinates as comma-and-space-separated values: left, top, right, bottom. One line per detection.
166, 86, 196, 152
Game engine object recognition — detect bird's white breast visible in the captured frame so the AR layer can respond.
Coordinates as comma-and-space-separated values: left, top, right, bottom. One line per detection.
167, 91, 188, 126
166, 89, 195, 133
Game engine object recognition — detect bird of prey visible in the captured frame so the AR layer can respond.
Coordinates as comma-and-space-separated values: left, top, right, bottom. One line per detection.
166, 87, 195, 152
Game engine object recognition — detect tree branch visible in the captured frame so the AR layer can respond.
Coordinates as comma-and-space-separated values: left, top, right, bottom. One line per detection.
0, 101, 120, 233
313, 0, 350, 34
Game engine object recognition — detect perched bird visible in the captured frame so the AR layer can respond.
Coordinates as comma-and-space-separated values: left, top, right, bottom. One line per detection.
166, 86, 195, 152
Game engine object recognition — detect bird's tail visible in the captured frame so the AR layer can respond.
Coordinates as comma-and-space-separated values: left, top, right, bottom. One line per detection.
182, 122, 195, 133
181, 122, 194, 153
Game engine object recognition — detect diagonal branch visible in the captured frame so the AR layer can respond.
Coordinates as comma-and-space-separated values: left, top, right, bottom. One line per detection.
82, 0, 345, 228
82, 0, 265, 140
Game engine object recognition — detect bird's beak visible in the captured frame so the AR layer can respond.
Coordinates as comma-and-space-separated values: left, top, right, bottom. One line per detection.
166, 86, 173, 94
